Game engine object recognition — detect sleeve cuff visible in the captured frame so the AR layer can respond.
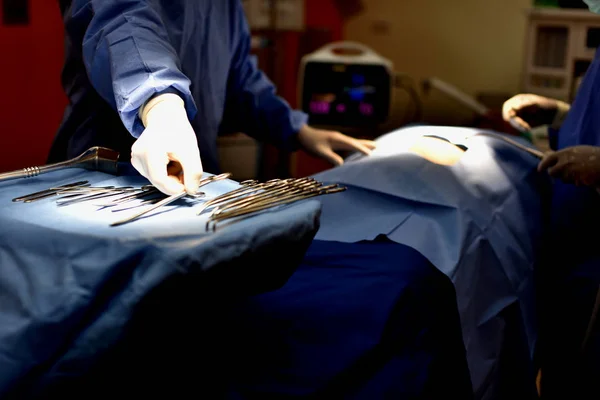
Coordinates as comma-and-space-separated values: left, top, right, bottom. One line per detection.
282, 110, 309, 151
124, 85, 198, 138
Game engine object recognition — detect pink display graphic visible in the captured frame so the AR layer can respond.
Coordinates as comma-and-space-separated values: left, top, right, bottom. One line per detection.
359, 103, 374, 116
309, 101, 330, 114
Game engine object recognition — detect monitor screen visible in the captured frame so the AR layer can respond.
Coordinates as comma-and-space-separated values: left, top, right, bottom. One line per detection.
301, 62, 391, 127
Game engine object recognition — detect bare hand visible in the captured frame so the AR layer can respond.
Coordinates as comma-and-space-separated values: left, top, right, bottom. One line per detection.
297, 125, 376, 166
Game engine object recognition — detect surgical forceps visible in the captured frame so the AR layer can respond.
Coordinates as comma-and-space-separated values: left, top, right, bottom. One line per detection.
12, 181, 90, 202
55, 187, 139, 206
93, 185, 161, 209
110, 173, 232, 227
110, 198, 163, 212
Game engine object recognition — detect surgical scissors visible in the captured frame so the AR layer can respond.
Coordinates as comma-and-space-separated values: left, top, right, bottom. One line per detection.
110, 173, 232, 227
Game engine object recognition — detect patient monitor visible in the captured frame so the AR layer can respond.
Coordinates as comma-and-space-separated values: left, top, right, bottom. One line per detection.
298, 42, 394, 131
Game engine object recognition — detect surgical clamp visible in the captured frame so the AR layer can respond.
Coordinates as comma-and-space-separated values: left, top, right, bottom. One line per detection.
205, 178, 319, 218
195, 180, 283, 215
110, 173, 232, 227
210, 182, 335, 220
206, 184, 346, 231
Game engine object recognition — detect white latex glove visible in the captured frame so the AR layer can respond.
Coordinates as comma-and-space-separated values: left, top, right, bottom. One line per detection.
297, 124, 376, 166
131, 93, 203, 195
502, 93, 570, 131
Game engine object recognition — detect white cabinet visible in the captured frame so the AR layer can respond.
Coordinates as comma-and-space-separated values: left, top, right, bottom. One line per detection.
241, 0, 305, 31
523, 8, 600, 101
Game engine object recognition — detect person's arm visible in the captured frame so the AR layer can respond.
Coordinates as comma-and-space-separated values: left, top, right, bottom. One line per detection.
220, 0, 308, 150
76, 0, 197, 136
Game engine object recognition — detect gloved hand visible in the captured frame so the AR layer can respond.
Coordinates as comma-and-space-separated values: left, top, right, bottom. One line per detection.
502, 93, 570, 131
538, 145, 600, 186
297, 124, 376, 166
131, 93, 203, 195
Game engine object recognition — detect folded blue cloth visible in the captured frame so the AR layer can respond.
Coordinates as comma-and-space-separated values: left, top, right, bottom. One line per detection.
223, 239, 473, 399
0, 167, 321, 398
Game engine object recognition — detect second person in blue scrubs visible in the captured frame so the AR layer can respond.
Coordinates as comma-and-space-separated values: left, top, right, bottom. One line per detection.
503, 0, 600, 396
51, 0, 376, 195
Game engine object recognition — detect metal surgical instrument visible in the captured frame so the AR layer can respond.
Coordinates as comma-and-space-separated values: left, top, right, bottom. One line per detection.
110, 173, 232, 227
12, 180, 90, 202
110, 198, 163, 212
210, 182, 335, 220
55, 187, 138, 206
206, 179, 316, 213
205, 183, 346, 231
0, 147, 120, 183
422, 133, 546, 160
471, 132, 545, 159
94, 185, 161, 209
194, 177, 344, 230
194, 180, 277, 215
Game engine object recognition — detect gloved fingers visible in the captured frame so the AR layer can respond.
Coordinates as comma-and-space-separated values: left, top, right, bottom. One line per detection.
156, 175, 188, 195
502, 96, 531, 121
538, 151, 559, 172
168, 150, 204, 195
167, 161, 184, 181
330, 133, 374, 155
144, 152, 186, 195
509, 115, 531, 132
131, 153, 149, 179
578, 173, 594, 186
547, 158, 570, 178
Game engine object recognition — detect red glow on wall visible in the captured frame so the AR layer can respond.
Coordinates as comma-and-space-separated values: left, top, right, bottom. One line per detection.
0, 1, 67, 172
0, 0, 345, 177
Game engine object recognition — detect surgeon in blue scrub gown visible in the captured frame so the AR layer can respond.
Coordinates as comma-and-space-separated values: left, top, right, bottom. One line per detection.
51, 0, 375, 195
503, 1, 600, 396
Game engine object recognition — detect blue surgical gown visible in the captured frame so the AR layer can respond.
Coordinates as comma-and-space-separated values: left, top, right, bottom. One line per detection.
50, 0, 308, 173
538, 45, 600, 396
